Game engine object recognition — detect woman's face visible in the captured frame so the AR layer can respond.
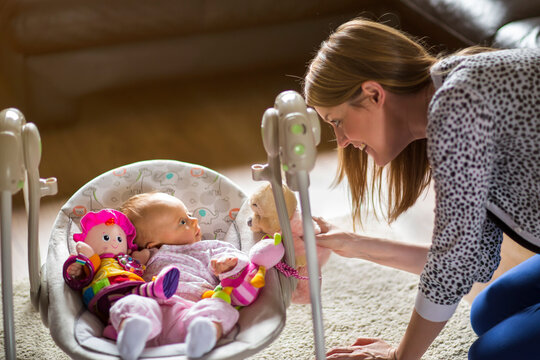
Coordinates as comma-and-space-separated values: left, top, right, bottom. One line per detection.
314, 83, 411, 166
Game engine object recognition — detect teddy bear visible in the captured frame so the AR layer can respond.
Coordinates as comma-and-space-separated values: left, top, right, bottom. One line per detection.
247, 183, 331, 304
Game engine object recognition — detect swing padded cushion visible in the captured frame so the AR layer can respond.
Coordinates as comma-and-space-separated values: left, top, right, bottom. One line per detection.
45, 160, 291, 359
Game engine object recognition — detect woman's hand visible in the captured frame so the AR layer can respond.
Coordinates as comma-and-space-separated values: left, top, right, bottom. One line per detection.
313, 216, 358, 257
326, 338, 397, 360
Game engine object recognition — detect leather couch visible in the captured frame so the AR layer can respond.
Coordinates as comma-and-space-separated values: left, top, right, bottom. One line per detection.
1, 0, 538, 125
397, 0, 540, 49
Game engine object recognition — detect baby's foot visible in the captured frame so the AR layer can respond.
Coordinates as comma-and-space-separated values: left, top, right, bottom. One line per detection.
137, 265, 180, 299
117, 315, 151, 360
186, 317, 217, 358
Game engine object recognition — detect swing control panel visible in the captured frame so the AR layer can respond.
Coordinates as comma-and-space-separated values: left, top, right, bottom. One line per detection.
261, 90, 320, 186
277, 91, 320, 174
0, 108, 26, 194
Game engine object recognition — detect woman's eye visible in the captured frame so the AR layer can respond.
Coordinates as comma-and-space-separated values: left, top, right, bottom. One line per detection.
117, 236, 123, 242
331, 119, 341, 128
103, 235, 110, 241
180, 220, 187, 225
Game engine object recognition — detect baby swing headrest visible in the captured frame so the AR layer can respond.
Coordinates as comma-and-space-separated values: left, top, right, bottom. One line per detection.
61, 160, 247, 245
73, 209, 138, 250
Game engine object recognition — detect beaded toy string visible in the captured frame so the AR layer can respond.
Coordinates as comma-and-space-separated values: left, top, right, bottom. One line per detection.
275, 261, 321, 280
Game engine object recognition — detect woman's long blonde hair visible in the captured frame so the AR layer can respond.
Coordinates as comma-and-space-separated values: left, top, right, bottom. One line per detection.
303, 18, 437, 224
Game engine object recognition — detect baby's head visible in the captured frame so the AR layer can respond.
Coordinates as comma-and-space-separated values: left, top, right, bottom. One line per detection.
120, 192, 202, 249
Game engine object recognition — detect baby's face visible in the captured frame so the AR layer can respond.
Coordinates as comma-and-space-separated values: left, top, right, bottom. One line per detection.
139, 194, 202, 248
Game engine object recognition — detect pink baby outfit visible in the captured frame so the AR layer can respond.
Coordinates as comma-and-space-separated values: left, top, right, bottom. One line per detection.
109, 240, 250, 345
144, 241, 250, 301
110, 295, 239, 346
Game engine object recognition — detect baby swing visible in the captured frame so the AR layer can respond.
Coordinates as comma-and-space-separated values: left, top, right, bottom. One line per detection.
0, 90, 326, 359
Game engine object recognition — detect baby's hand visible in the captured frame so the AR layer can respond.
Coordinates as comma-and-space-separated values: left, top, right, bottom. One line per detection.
131, 248, 151, 265
211, 257, 238, 275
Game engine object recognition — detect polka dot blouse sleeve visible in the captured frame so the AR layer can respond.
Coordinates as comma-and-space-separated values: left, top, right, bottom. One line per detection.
418, 73, 504, 321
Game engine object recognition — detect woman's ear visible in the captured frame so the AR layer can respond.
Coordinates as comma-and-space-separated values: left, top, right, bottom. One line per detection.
361, 81, 385, 107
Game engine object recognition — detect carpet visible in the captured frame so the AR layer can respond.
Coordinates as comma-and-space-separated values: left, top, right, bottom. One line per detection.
1, 255, 475, 360
1, 210, 476, 360
250, 254, 475, 359
0, 281, 70, 360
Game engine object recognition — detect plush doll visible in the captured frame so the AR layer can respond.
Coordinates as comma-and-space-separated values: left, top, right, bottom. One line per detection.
63, 209, 180, 322
203, 234, 285, 307
247, 183, 331, 304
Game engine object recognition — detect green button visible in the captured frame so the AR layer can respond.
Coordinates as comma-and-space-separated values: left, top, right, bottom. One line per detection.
294, 144, 305, 155
291, 124, 304, 135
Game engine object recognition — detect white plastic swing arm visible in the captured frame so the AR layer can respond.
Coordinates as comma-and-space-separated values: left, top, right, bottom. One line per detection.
0, 108, 57, 360
254, 90, 326, 360
296, 169, 325, 359
1, 190, 16, 360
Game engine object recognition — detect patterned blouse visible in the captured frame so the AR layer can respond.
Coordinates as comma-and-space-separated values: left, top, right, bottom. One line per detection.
415, 48, 540, 322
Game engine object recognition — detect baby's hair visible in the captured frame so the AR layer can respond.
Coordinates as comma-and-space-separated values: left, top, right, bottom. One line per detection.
120, 191, 161, 248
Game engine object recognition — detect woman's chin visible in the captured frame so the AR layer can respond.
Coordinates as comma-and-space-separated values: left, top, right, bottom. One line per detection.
370, 148, 399, 167
372, 154, 391, 167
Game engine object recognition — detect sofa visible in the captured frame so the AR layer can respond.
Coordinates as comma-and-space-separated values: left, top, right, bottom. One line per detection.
1, 0, 538, 126
396, 0, 540, 49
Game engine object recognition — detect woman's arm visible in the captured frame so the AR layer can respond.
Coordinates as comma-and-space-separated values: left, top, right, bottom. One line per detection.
314, 217, 429, 275
325, 309, 447, 360
397, 309, 447, 360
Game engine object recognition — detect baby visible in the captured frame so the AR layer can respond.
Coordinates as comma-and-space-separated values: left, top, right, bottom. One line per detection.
109, 192, 250, 360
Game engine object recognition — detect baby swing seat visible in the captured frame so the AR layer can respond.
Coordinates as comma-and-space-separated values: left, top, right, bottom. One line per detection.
41, 159, 292, 359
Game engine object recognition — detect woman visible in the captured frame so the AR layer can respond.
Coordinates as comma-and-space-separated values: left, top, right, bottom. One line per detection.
304, 18, 539, 359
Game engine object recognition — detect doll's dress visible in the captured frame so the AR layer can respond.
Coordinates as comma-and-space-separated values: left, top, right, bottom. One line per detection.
64, 253, 179, 322
82, 254, 145, 302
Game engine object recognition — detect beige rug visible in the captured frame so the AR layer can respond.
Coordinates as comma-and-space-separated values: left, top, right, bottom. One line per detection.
1, 253, 475, 360
251, 254, 475, 359
0, 280, 70, 360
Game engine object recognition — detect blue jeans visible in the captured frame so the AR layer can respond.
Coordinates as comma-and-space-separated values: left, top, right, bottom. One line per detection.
469, 254, 540, 360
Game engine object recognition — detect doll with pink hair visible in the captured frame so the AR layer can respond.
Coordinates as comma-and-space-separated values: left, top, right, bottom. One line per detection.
63, 209, 180, 323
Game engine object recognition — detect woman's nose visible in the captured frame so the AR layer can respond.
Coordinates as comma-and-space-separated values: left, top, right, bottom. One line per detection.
335, 130, 350, 148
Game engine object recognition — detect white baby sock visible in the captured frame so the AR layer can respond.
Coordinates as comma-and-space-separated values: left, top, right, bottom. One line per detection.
186, 317, 218, 358
117, 315, 152, 360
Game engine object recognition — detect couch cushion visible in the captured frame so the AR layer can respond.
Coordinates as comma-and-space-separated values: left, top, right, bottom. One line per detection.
399, 0, 540, 45
494, 17, 540, 48
2, 0, 360, 55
